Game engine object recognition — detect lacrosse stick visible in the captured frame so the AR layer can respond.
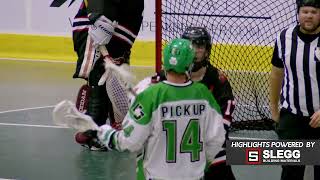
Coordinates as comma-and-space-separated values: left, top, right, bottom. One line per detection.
98, 46, 136, 96
52, 100, 99, 131
96, 45, 137, 125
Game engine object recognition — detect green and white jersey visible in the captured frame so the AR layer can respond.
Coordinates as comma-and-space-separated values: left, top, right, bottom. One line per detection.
113, 80, 225, 180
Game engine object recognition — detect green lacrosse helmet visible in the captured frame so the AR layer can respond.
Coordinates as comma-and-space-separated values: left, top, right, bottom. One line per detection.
162, 38, 195, 74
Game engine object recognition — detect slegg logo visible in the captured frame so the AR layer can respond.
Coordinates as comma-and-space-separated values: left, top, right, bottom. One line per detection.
246, 148, 261, 165
262, 150, 300, 163
246, 148, 301, 164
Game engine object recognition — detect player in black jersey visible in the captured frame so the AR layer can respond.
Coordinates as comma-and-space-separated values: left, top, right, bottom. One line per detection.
181, 27, 236, 180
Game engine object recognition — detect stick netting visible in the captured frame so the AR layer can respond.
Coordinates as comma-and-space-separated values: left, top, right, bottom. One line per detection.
158, 0, 297, 130
105, 72, 129, 124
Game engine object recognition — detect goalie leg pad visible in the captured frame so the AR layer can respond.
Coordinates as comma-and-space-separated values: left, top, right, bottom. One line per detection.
87, 58, 130, 127
87, 60, 112, 126
86, 85, 111, 126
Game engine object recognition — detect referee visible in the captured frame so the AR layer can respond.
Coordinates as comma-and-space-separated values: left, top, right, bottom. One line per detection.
270, 0, 320, 179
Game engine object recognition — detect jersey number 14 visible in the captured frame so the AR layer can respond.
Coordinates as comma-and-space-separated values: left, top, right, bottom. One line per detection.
163, 119, 203, 163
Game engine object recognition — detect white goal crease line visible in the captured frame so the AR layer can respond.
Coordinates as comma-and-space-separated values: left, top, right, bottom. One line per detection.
0, 122, 68, 129
0, 105, 55, 114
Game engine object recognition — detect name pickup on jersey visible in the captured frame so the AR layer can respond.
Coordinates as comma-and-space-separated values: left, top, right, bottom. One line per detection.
161, 103, 206, 118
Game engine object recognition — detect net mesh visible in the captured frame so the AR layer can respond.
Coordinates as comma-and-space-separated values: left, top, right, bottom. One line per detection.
158, 0, 297, 130
105, 72, 129, 124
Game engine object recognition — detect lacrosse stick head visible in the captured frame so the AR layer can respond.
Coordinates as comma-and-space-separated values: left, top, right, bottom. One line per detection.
52, 100, 99, 131
98, 60, 135, 88
110, 61, 134, 84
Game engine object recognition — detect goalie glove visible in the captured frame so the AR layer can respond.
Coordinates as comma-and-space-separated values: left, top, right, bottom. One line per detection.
88, 14, 118, 47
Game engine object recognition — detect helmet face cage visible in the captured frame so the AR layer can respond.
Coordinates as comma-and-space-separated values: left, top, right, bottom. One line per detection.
162, 38, 195, 74
181, 27, 212, 52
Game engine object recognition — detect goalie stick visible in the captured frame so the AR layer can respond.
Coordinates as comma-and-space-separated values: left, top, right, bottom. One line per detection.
52, 46, 135, 132
98, 45, 136, 96
97, 45, 135, 125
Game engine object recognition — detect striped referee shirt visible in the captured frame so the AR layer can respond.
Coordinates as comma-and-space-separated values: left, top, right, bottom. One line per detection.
272, 25, 320, 117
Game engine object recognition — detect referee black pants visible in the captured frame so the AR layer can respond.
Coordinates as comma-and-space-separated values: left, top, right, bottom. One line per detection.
276, 109, 320, 180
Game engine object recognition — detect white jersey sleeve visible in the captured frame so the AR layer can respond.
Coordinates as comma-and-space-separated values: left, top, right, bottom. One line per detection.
205, 109, 226, 163
112, 115, 152, 152
111, 76, 159, 152
112, 86, 155, 152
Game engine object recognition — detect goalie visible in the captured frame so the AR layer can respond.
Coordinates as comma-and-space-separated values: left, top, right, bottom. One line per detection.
71, 0, 144, 150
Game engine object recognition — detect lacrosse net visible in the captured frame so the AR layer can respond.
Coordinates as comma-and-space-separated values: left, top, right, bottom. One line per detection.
156, 0, 297, 130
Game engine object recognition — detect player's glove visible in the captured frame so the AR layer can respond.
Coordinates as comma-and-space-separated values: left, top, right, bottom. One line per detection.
97, 124, 117, 150
75, 130, 108, 151
88, 14, 118, 47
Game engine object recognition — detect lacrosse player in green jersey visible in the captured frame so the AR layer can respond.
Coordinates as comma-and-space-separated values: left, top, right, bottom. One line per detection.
62, 38, 226, 179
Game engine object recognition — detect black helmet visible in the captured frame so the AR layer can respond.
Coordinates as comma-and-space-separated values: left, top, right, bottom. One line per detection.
181, 27, 212, 71
181, 27, 212, 52
297, 0, 320, 10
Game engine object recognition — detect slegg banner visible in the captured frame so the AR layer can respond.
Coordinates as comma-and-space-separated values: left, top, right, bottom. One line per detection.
226, 140, 320, 165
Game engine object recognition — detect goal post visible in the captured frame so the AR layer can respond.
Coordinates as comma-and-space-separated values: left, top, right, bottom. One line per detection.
155, 0, 297, 130
155, 0, 162, 73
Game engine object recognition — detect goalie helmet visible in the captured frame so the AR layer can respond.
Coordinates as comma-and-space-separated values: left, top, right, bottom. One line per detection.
181, 27, 212, 71
163, 38, 195, 74
297, 0, 320, 10
181, 27, 212, 53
